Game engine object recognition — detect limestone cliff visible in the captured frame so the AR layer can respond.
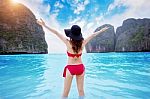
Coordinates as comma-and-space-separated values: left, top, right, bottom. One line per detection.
85, 18, 150, 52
0, 0, 48, 54
85, 24, 115, 52
115, 18, 150, 52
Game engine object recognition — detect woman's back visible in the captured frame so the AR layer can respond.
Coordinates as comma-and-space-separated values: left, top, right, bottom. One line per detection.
66, 39, 84, 65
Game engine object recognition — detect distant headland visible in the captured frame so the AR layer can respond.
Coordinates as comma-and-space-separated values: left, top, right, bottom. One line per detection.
86, 18, 150, 53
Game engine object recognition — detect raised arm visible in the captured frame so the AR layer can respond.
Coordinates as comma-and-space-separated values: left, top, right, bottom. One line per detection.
83, 27, 109, 46
37, 19, 68, 44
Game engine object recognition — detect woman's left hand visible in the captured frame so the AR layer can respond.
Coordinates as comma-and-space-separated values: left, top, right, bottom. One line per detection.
37, 18, 46, 26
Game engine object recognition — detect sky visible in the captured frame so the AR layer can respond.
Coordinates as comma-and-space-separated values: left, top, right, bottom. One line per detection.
13, 0, 150, 53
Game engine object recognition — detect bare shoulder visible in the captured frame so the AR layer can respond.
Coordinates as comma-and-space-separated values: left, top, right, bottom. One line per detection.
82, 40, 86, 47
65, 39, 71, 47
82, 39, 86, 44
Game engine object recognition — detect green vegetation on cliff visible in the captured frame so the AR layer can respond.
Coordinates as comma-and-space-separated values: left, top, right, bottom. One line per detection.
0, 0, 48, 54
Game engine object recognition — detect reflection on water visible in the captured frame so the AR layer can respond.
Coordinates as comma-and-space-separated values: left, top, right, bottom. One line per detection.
0, 52, 150, 99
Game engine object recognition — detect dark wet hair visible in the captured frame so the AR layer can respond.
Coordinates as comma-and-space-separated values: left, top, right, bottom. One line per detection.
70, 38, 83, 53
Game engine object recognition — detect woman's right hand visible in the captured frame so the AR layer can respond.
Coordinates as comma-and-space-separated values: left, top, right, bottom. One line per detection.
94, 27, 109, 34
37, 18, 46, 26
99, 27, 109, 32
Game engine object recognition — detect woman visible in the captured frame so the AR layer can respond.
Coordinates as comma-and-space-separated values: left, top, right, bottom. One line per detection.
37, 19, 108, 99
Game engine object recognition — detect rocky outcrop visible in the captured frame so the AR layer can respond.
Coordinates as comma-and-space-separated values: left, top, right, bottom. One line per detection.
115, 18, 150, 52
0, 0, 48, 54
85, 18, 150, 52
85, 24, 115, 52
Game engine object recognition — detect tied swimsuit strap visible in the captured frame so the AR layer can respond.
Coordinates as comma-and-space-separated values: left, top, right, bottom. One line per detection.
67, 51, 82, 58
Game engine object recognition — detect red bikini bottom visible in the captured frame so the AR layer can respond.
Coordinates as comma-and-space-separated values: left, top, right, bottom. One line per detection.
63, 64, 85, 77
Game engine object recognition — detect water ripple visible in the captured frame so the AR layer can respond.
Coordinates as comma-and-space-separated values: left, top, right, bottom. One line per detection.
0, 53, 150, 99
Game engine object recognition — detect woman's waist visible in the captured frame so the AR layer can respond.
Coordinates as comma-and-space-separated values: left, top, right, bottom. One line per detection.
67, 61, 83, 65
67, 58, 82, 63
66, 63, 84, 66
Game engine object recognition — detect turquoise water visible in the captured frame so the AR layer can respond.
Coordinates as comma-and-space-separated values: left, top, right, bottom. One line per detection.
0, 52, 150, 99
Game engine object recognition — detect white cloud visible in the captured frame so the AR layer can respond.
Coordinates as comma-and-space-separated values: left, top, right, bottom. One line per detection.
68, 17, 87, 30
52, 1, 64, 20
108, 0, 150, 17
94, 7, 98, 13
86, 22, 94, 29
95, 14, 104, 25
106, 0, 150, 28
108, 0, 126, 12
74, 0, 89, 14
69, 17, 81, 25
16, 0, 51, 19
54, 1, 64, 9
61, 0, 65, 3
76, 0, 150, 38
67, 0, 89, 15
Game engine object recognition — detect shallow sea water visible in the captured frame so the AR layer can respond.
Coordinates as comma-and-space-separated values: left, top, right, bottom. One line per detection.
0, 52, 150, 99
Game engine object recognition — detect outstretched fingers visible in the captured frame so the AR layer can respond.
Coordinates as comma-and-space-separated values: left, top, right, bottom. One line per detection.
36, 20, 40, 24
40, 18, 44, 23
99, 27, 109, 32
36, 18, 45, 26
